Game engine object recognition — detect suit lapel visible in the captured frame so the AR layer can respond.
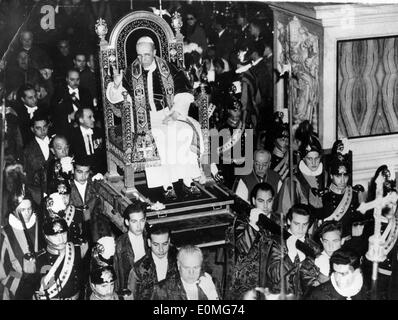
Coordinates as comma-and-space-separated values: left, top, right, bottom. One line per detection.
32, 138, 46, 163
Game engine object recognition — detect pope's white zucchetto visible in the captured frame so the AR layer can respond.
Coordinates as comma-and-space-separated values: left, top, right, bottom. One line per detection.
136, 36, 155, 46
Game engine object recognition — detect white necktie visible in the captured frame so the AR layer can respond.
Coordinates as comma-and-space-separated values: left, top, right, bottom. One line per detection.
85, 128, 94, 155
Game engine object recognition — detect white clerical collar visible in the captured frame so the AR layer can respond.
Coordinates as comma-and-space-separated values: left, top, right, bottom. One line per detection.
218, 29, 225, 38
252, 57, 263, 67
331, 269, 363, 300
144, 60, 156, 72
299, 160, 323, 177
9, 213, 36, 230
80, 126, 93, 135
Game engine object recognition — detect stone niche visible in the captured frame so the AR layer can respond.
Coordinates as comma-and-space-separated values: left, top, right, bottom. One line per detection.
270, 2, 398, 190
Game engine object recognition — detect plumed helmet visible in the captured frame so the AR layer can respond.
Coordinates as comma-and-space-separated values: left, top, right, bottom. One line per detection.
90, 266, 116, 285
43, 217, 68, 236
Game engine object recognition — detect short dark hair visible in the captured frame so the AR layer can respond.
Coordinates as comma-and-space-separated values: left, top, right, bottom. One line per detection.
319, 221, 342, 239
122, 199, 147, 220
330, 248, 360, 270
74, 155, 92, 168
286, 203, 313, 225
18, 83, 35, 100
30, 111, 49, 127
148, 224, 171, 238
250, 182, 275, 205
74, 107, 93, 122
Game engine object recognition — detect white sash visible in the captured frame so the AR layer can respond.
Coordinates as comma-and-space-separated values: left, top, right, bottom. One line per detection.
64, 205, 75, 227
38, 242, 75, 299
324, 186, 353, 222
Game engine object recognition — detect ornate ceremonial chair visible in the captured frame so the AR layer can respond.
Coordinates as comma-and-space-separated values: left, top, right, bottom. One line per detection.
95, 11, 210, 195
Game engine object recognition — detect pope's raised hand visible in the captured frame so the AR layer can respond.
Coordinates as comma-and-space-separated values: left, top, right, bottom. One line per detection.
113, 67, 124, 89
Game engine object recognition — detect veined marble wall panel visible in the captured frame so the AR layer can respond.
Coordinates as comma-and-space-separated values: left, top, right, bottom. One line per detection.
338, 37, 398, 138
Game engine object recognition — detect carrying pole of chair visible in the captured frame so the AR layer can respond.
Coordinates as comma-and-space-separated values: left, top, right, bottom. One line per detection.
0, 97, 5, 227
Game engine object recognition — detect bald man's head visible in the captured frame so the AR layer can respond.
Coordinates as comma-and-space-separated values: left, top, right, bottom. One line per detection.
253, 149, 271, 177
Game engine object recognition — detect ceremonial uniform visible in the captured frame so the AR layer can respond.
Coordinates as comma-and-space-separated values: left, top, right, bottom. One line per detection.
217, 122, 247, 189
227, 213, 277, 299
34, 218, 87, 300
319, 186, 362, 237
277, 161, 326, 216
35, 242, 83, 300
130, 246, 179, 300
0, 214, 44, 300
266, 234, 321, 298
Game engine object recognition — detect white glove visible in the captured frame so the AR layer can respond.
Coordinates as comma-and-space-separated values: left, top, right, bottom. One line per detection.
60, 156, 74, 173
286, 234, 299, 262
23, 256, 36, 274
198, 272, 219, 300
249, 208, 263, 231
92, 173, 104, 181
287, 235, 306, 262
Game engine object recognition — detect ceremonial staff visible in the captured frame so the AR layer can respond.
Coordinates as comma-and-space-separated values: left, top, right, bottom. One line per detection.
357, 171, 398, 300
0, 97, 5, 227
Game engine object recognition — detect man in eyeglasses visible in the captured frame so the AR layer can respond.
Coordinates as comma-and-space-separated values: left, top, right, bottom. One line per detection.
234, 149, 281, 204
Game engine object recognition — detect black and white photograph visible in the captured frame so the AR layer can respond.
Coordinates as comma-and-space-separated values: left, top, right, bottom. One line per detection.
0, 0, 398, 309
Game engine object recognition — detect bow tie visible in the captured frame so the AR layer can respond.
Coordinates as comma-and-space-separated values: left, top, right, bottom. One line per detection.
69, 88, 78, 95
25, 105, 38, 117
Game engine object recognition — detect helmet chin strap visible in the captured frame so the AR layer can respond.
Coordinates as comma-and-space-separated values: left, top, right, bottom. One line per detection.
90, 283, 114, 300
46, 241, 66, 255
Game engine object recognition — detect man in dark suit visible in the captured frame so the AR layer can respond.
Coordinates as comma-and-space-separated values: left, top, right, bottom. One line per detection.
12, 84, 48, 147
129, 226, 178, 300
23, 112, 53, 206
212, 15, 234, 62
69, 107, 106, 174
114, 201, 149, 293
73, 52, 98, 105
69, 157, 105, 245
51, 68, 93, 139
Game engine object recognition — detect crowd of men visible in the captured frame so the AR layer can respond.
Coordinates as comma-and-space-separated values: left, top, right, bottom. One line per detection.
1, 1, 398, 301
